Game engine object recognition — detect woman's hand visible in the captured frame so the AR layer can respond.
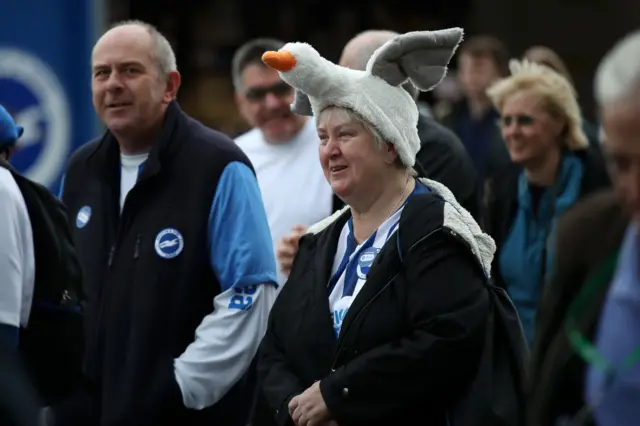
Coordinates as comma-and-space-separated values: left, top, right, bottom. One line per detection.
288, 381, 335, 426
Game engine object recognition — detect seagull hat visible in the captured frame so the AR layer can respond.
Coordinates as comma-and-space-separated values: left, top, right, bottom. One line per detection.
261, 28, 464, 167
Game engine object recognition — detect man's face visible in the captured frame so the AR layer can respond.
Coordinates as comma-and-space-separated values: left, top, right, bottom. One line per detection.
91, 26, 179, 137
457, 53, 501, 101
235, 64, 302, 143
602, 98, 640, 221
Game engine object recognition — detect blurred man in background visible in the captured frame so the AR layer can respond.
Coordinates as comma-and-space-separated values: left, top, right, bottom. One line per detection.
1, 102, 85, 420
440, 35, 511, 201
0, 111, 40, 420
233, 38, 336, 284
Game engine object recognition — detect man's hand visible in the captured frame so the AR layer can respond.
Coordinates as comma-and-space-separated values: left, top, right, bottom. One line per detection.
288, 381, 334, 426
277, 225, 307, 276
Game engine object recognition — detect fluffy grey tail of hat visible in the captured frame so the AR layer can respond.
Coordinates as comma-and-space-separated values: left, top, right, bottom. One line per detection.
366, 28, 464, 92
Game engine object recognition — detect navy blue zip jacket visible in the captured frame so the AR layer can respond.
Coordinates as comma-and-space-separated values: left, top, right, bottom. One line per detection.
57, 101, 278, 426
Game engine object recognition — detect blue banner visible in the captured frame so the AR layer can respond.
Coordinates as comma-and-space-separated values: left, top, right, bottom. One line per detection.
0, 0, 101, 191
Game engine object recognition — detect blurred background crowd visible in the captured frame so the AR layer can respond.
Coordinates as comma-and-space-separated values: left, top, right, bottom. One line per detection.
0, 0, 638, 192
2, 0, 640, 425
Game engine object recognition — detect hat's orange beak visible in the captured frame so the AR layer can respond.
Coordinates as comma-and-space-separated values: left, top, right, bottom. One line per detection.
262, 50, 297, 72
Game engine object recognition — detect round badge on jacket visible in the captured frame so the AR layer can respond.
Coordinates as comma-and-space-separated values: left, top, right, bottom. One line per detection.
76, 205, 92, 229
154, 228, 184, 259
357, 247, 380, 279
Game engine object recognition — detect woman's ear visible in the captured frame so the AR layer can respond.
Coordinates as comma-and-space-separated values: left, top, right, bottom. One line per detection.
383, 142, 399, 164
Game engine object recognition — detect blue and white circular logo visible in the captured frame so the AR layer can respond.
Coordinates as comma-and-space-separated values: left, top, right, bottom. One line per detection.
357, 247, 380, 279
0, 48, 71, 188
76, 206, 92, 229
154, 228, 184, 259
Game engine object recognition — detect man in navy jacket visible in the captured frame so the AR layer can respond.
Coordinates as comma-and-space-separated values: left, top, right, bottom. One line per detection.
55, 20, 277, 426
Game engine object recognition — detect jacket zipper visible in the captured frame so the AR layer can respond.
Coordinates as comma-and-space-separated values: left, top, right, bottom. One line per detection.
106, 179, 150, 268
107, 245, 116, 267
133, 234, 142, 260
330, 228, 441, 372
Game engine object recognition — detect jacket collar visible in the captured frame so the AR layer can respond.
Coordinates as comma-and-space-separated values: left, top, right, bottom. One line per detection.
303, 208, 403, 345
303, 178, 495, 346
85, 100, 184, 183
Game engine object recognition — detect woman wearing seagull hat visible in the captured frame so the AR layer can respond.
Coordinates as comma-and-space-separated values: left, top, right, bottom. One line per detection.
257, 28, 528, 426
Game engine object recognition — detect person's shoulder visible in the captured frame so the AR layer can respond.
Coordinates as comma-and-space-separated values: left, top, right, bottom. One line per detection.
415, 113, 474, 175
402, 190, 448, 228
486, 161, 521, 198
234, 128, 262, 149
555, 189, 628, 272
0, 167, 26, 210
559, 189, 625, 234
66, 137, 103, 169
417, 113, 463, 148
182, 115, 252, 166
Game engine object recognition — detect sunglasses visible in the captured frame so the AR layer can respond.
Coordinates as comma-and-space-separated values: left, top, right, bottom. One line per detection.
244, 82, 293, 102
500, 114, 535, 127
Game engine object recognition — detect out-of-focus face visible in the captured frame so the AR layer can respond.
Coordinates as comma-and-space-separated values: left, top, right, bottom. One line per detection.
500, 90, 564, 168
601, 98, 640, 222
317, 107, 396, 201
235, 64, 303, 143
91, 25, 179, 137
458, 53, 501, 101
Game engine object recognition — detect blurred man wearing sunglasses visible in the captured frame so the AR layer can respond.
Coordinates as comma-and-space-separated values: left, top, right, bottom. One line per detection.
232, 38, 335, 286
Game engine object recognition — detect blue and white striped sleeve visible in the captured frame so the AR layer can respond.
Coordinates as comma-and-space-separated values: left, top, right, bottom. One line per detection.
174, 161, 278, 410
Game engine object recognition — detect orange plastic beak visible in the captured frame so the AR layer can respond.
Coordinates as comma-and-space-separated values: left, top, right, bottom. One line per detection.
262, 50, 297, 72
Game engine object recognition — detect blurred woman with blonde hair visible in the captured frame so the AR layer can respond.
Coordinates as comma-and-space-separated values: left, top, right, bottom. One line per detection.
523, 45, 603, 150
484, 59, 610, 344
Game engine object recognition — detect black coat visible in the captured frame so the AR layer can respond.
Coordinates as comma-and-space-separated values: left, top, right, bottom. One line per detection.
258, 189, 491, 426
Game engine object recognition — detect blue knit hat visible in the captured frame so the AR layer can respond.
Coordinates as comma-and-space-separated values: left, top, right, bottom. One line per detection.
0, 104, 24, 149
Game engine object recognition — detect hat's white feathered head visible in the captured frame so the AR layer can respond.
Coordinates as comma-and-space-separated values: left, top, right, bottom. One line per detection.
262, 28, 464, 167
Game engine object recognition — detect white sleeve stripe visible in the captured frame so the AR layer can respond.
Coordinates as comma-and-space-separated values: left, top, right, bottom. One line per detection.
0, 170, 35, 328
174, 283, 277, 409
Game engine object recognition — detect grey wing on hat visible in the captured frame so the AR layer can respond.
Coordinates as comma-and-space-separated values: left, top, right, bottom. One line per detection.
291, 89, 314, 116
366, 28, 464, 92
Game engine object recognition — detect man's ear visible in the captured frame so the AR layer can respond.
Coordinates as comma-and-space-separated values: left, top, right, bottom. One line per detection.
163, 71, 182, 104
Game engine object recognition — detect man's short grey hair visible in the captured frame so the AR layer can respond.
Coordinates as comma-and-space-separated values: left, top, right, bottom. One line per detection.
231, 38, 285, 91
342, 30, 419, 101
595, 29, 640, 106
108, 20, 178, 78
